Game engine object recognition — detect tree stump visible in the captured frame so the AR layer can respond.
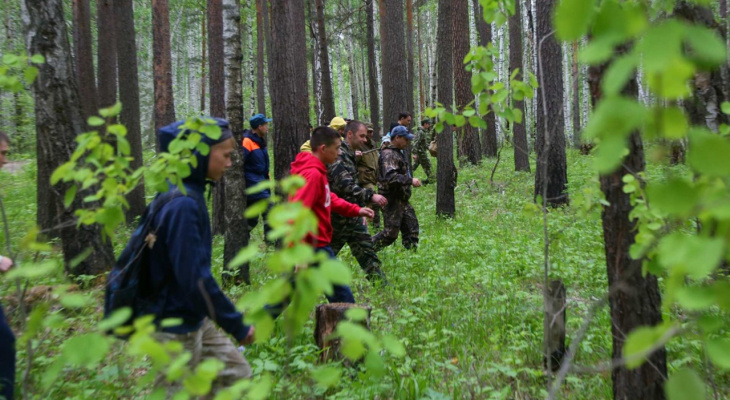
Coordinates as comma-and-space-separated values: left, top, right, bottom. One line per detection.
314, 303, 371, 363
543, 279, 566, 372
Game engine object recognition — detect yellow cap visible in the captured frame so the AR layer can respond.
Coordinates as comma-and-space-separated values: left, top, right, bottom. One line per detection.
329, 116, 347, 130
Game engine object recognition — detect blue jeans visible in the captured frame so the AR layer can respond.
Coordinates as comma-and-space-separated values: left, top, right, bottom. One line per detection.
266, 246, 355, 319
0, 303, 15, 400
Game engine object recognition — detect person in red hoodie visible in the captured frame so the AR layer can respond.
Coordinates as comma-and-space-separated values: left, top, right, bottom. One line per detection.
289, 126, 375, 303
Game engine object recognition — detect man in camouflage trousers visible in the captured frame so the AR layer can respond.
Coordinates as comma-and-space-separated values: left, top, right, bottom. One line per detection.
329, 120, 390, 284
373, 126, 422, 251
412, 119, 434, 184
357, 123, 382, 228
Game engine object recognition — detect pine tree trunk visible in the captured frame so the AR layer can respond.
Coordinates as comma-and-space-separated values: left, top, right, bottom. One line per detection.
208, 0, 226, 236
510, 0, 530, 171
382, 0, 408, 128
472, 0, 497, 158
314, 0, 336, 125
308, 0, 323, 124
201, 16, 207, 112
152, 0, 177, 151
348, 36, 359, 120
572, 41, 581, 148
114, 0, 146, 221
588, 53, 667, 400
22, 0, 115, 276
72, 0, 98, 124
436, 0, 455, 218
255, 0, 266, 114
534, 0, 568, 207
223, 0, 250, 284
454, 0, 480, 165
96, 0, 117, 112
405, 0, 415, 116
366, 0, 381, 139
269, 0, 310, 180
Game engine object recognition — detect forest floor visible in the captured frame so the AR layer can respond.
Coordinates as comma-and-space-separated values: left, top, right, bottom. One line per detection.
0, 147, 727, 399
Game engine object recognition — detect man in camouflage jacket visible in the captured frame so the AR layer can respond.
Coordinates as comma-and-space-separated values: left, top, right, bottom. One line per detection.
413, 119, 434, 184
328, 120, 389, 284
373, 126, 422, 251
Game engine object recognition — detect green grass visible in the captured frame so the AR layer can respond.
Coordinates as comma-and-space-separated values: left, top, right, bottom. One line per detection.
0, 148, 726, 399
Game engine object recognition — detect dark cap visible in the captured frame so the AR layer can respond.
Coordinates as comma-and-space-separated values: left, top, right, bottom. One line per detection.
421, 118, 432, 126
391, 125, 414, 140
249, 113, 272, 129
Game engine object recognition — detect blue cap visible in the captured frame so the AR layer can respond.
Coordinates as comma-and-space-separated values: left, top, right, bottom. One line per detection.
249, 113, 272, 129
391, 125, 414, 140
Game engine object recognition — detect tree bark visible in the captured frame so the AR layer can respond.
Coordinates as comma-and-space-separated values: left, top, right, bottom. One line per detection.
314, 0, 336, 125
588, 54, 667, 400
314, 303, 372, 363
405, 0, 415, 117
572, 41, 581, 148
382, 0, 409, 129
152, 0, 177, 151
269, 0, 310, 180
348, 35, 359, 120
22, 0, 115, 276
366, 0, 381, 139
200, 16, 207, 112
454, 0, 480, 165
308, 0, 323, 124
534, 0, 568, 206
472, 0, 497, 158
208, 0, 226, 236
510, 0, 530, 171
436, 0, 455, 218
114, 0, 146, 221
96, 0, 117, 112
72, 0, 98, 124
255, 0, 266, 114
223, 0, 250, 284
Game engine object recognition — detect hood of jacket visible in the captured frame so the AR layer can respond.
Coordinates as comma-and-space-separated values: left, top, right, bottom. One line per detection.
158, 118, 232, 191
291, 151, 326, 177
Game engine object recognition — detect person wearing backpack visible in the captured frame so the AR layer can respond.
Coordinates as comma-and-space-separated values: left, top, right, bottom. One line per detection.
123, 119, 254, 393
0, 131, 16, 400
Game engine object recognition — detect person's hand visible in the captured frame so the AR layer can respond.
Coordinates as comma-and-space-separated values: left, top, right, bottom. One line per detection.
0, 256, 13, 272
412, 178, 422, 187
359, 207, 375, 219
371, 194, 388, 207
412, 155, 418, 161
240, 326, 255, 346
355, 150, 363, 157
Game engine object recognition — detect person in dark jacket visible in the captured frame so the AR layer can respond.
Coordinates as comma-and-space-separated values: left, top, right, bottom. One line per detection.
242, 113, 272, 241
0, 131, 15, 400
146, 118, 255, 392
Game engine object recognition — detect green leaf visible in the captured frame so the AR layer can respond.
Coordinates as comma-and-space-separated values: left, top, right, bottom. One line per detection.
665, 368, 706, 400
593, 133, 628, 174
675, 285, 715, 311
602, 54, 638, 96
59, 293, 91, 308
364, 351, 385, 377
687, 128, 730, 177
244, 199, 270, 218
23, 66, 38, 84
98, 308, 132, 332
61, 333, 110, 367
706, 339, 730, 370
345, 307, 369, 322
657, 233, 724, 280
99, 102, 122, 118
623, 324, 672, 369
227, 244, 259, 269
311, 366, 341, 389
554, 0, 596, 41
721, 102, 730, 115
646, 178, 698, 217
684, 25, 727, 68
87, 116, 105, 127
64, 185, 77, 208
382, 334, 406, 357
30, 54, 45, 64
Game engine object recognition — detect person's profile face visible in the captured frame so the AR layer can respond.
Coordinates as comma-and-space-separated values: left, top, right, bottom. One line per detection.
400, 116, 412, 127
322, 137, 341, 164
206, 138, 234, 181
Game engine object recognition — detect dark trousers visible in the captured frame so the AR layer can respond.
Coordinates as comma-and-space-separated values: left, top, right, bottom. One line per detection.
266, 246, 355, 319
247, 197, 272, 241
372, 199, 419, 251
0, 303, 15, 400
331, 217, 386, 282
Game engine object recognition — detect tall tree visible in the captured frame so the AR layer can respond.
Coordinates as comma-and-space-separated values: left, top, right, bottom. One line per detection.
269, 0, 310, 179
405, 0, 415, 116
72, 0, 98, 123
114, 0, 146, 221
152, 0, 176, 151
436, 0, 455, 218
588, 51, 667, 400
223, 0, 250, 284
454, 0, 480, 165
571, 41, 581, 148
255, 0, 266, 114
366, 0, 381, 139
308, 0, 323, 123
314, 0, 336, 125
208, 0, 226, 235
534, 0, 568, 206
200, 15, 207, 112
510, 0, 530, 171
381, 0, 409, 128
96, 0, 117, 112
22, 0, 115, 276
472, 0, 497, 157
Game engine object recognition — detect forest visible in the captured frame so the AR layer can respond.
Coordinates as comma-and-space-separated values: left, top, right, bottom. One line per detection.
1, 0, 730, 399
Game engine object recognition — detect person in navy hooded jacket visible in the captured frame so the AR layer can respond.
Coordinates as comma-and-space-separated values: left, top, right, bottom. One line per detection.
242, 114, 273, 241
147, 118, 255, 392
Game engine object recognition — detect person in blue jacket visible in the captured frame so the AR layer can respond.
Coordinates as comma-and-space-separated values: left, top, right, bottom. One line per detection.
242, 114, 273, 241
146, 118, 255, 392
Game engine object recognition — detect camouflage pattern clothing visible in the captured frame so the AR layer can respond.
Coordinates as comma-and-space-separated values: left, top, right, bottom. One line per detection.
357, 136, 381, 228
373, 145, 419, 250
413, 126, 433, 182
328, 140, 387, 282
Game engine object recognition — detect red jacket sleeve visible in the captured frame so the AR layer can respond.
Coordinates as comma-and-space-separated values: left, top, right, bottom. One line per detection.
330, 192, 361, 218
